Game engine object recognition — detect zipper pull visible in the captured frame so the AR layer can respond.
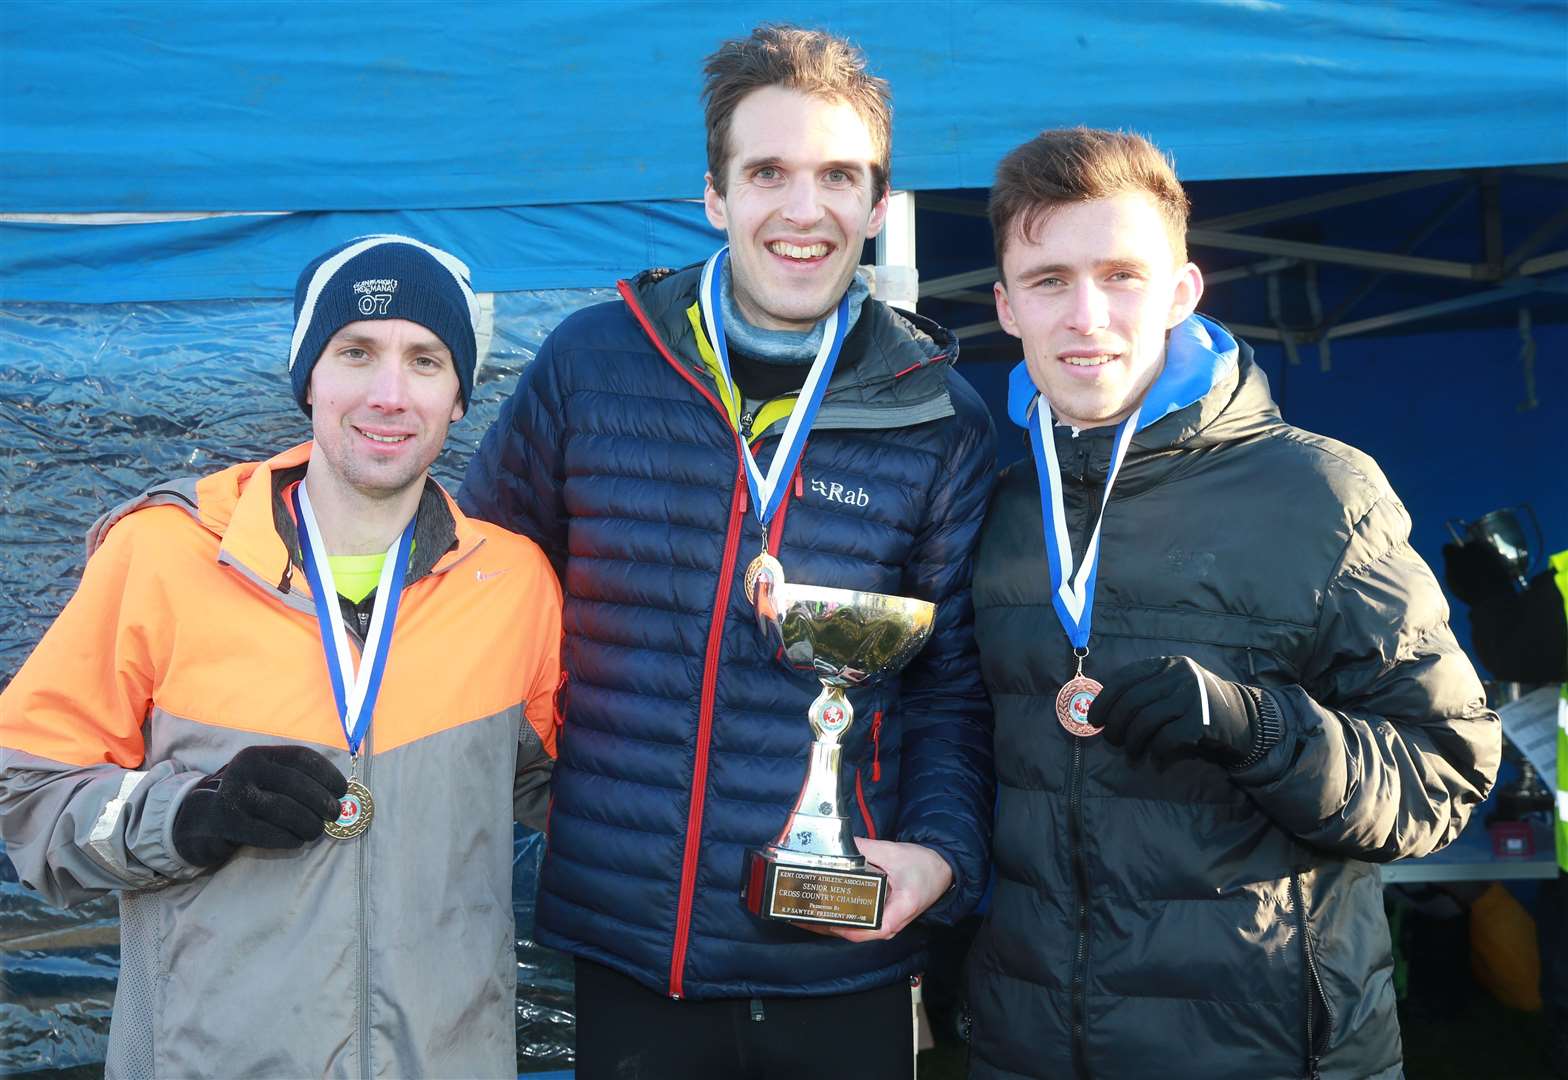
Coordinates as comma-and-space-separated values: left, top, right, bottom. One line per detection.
871, 711, 883, 782
552, 670, 569, 729
794, 470, 803, 497
739, 410, 755, 440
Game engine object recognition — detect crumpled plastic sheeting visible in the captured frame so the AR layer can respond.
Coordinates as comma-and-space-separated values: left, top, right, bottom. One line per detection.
0, 854, 117, 1074
0, 288, 611, 1073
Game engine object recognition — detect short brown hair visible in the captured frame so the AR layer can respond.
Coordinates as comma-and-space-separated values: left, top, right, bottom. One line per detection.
989, 128, 1191, 273
702, 25, 892, 203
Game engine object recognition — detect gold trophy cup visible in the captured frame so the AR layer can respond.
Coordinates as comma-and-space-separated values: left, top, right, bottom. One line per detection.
741, 571, 935, 929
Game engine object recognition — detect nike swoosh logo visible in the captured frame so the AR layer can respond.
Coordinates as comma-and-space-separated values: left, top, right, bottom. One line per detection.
476, 568, 510, 583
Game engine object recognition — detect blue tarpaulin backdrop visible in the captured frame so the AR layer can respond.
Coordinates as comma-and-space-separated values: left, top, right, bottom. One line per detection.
3, 0, 1565, 301
7, 1, 1566, 210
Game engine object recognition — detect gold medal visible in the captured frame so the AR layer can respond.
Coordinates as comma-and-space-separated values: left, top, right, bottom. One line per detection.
324, 778, 374, 839
1055, 674, 1104, 737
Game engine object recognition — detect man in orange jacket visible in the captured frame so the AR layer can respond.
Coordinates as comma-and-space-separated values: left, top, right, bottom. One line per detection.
0, 235, 562, 1078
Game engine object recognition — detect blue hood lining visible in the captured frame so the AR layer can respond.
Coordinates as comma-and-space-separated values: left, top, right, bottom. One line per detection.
1006, 314, 1239, 433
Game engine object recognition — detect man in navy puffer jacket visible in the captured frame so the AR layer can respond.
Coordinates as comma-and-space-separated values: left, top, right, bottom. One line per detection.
459, 25, 996, 1080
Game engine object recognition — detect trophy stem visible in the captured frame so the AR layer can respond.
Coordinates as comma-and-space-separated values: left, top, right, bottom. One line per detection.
742, 582, 936, 931
809, 684, 853, 739
766, 684, 860, 863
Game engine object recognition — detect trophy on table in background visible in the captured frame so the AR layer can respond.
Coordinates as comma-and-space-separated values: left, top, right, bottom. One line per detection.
740, 559, 935, 929
1447, 503, 1544, 590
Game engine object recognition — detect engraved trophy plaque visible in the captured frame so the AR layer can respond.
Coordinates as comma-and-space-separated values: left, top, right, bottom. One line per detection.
1446, 504, 1543, 590
740, 570, 935, 929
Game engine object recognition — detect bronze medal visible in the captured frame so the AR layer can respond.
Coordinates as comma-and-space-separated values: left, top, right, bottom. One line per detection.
1055, 675, 1104, 737
324, 778, 374, 839
744, 551, 785, 607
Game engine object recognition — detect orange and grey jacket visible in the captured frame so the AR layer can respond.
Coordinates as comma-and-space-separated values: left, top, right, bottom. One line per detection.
0, 442, 562, 1079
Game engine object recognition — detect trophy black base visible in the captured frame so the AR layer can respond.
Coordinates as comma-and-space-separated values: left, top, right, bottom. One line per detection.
741, 847, 886, 930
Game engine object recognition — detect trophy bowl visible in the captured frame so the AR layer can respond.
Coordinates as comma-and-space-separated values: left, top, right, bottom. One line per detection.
761, 582, 936, 686
741, 580, 936, 929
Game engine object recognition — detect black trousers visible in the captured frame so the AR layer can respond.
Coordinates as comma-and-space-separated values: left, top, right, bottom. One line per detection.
573, 958, 916, 1080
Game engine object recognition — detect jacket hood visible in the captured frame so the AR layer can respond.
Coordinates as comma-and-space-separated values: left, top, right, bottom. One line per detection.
1134, 316, 1281, 452
1007, 314, 1244, 435
1003, 315, 1282, 488
624, 263, 961, 434
87, 442, 478, 599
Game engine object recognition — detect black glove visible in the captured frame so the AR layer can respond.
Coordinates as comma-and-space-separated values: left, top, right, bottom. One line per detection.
173, 745, 348, 867
1442, 541, 1517, 607
1089, 656, 1275, 769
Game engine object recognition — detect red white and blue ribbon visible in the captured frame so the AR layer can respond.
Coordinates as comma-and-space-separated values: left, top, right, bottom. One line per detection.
699, 246, 849, 531
1026, 399, 1142, 651
292, 482, 414, 757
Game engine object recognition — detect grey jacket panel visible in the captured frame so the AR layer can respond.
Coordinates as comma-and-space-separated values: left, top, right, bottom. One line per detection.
0, 748, 205, 904
513, 721, 552, 831
968, 349, 1498, 1079
92, 706, 525, 1079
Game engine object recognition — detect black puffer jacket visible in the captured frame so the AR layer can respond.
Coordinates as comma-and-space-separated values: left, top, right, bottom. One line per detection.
967, 328, 1499, 1080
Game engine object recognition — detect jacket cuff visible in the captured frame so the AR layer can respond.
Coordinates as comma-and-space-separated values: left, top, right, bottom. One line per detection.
1229, 685, 1284, 772
1227, 687, 1301, 784
909, 841, 968, 926
138, 769, 211, 877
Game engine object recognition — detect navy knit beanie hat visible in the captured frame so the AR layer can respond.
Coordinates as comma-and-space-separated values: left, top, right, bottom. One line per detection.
288, 235, 479, 415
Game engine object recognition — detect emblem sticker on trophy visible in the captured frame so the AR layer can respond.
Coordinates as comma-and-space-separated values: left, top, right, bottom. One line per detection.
740, 559, 935, 929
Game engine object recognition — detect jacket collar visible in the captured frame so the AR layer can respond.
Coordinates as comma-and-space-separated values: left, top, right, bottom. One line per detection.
196, 441, 473, 597
623, 262, 960, 434
1005, 315, 1281, 491
1006, 314, 1239, 438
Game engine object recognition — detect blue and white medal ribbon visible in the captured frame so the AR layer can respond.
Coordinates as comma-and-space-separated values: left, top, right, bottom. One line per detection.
292, 481, 415, 837
1027, 398, 1142, 736
1007, 315, 1239, 735
699, 246, 849, 606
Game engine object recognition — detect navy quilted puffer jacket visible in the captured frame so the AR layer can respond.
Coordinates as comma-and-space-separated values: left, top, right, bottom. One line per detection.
459, 264, 996, 999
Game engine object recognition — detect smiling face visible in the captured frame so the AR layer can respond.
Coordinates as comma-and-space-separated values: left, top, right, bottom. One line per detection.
703, 85, 888, 332
995, 192, 1203, 430
306, 318, 464, 503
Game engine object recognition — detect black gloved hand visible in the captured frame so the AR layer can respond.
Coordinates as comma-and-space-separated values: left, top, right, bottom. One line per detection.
1089, 656, 1267, 768
1442, 541, 1517, 607
173, 745, 348, 867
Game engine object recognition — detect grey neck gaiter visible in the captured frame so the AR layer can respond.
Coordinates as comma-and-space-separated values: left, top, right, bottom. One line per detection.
719, 261, 869, 364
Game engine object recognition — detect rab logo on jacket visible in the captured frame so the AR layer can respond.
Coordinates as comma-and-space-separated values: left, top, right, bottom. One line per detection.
810, 478, 870, 507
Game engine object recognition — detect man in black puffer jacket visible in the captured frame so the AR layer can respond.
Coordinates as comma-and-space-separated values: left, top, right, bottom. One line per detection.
966, 128, 1499, 1080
